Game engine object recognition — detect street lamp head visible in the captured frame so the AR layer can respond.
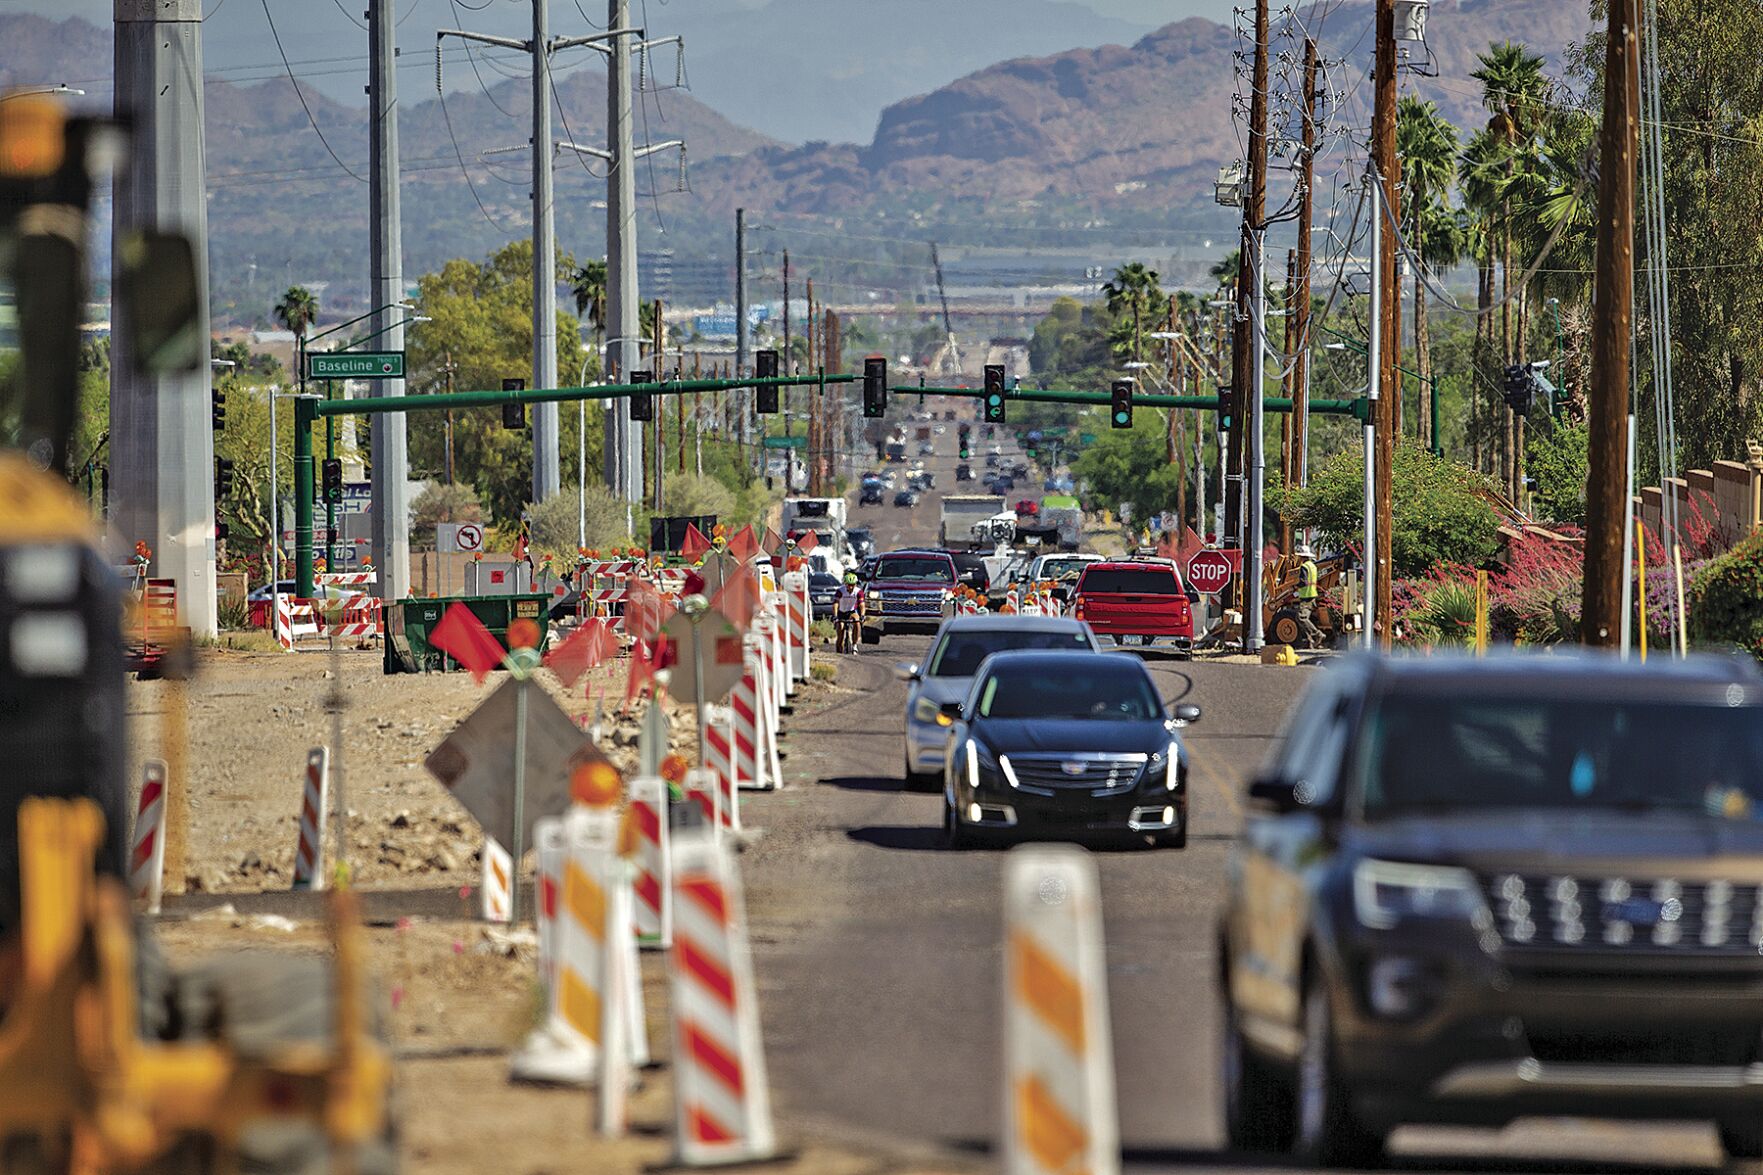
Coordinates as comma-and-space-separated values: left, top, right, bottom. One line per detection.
1145, 331, 1180, 340
409, 315, 433, 323
1325, 342, 1348, 351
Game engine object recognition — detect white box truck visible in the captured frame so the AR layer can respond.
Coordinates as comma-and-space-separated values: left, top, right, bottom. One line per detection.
939, 494, 1007, 547
781, 497, 851, 566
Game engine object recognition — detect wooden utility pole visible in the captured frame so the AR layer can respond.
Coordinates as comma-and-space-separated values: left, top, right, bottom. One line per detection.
1372, 0, 1399, 649
1582, 0, 1640, 647
1281, 248, 1297, 555
1226, 0, 1270, 559
1293, 36, 1317, 489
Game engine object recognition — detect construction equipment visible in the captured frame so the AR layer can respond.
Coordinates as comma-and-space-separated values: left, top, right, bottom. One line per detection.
1261, 551, 1357, 647
0, 93, 394, 1170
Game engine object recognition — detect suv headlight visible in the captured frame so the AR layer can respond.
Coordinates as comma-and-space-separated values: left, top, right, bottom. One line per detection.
1146, 742, 1180, 790
1353, 859, 1486, 930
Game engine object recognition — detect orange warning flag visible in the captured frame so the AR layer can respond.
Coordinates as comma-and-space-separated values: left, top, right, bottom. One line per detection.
679, 522, 713, 563
726, 524, 760, 561
428, 602, 506, 683
711, 565, 761, 632
545, 617, 616, 688
795, 529, 819, 553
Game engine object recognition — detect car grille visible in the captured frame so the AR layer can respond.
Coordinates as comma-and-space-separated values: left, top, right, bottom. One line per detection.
1481, 873, 1763, 954
875, 593, 943, 616
1526, 1023, 1763, 1067
1005, 754, 1146, 793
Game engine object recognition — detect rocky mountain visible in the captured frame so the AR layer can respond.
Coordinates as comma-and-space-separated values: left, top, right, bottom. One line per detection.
0, 2, 1594, 313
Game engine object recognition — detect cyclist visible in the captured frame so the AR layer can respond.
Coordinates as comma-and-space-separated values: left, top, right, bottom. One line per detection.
833, 571, 865, 651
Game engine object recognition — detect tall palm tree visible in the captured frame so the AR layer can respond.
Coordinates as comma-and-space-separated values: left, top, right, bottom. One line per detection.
1472, 41, 1549, 498
1459, 126, 1509, 476
273, 285, 317, 341
1101, 262, 1164, 367
1397, 96, 1462, 450
570, 259, 608, 376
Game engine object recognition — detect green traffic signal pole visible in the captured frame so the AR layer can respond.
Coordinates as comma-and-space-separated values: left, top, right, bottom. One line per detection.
292, 372, 854, 598
898, 384, 1370, 421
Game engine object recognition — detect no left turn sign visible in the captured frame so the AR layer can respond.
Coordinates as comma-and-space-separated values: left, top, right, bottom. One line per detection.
456, 523, 484, 552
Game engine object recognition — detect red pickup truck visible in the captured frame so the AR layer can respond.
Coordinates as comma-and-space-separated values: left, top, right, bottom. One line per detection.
1071, 560, 1195, 656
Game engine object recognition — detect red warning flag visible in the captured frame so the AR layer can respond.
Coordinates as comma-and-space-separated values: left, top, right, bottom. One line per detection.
760, 526, 784, 556
726, 525, 759, 561
625, 632, 675, 703
623, 578, 673, 650
428, 602, 506, 683
544, 617, 617, 688
679, 523, 713, 563
795, 529, 819, 553
711, 565, 761, 632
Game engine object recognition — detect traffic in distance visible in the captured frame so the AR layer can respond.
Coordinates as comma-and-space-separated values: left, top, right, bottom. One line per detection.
790, 402, 1763, 1168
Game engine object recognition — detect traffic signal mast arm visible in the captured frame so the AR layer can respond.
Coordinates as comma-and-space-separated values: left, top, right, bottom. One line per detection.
303, 372, 853, 419
895, 384, 1370, 420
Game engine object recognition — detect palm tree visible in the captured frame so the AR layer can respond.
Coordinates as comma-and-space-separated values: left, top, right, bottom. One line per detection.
1101, 262, 1164, 367
273, 285, 317, 341
570, 259, 608, 376
1397, 96, 1463, 450
1460, 126, 1509, 476
1472, 41, 1549, 498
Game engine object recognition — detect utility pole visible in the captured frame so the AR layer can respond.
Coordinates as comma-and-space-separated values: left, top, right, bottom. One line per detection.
652, 297, 665, 512
607, 0, 641, 503
111, 0, 217, 638
735, 208, 750, 462
1364, 165, 1383, 652
1581, 0, 1640, 647
1239, 0, 1270, 653
1281, 247, 1296, 556
368, 0, 409, 601
1372, 0, 1399, 649
1293, 35, 1317, 488
530, 0, 560, 503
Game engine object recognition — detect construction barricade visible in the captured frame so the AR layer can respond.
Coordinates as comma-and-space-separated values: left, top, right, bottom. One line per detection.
480, 837, 513, 922
782, 570, 811, 684
130, 759, 167, 914
1001, 845, 1118, 1175
627, 775, 672, 948
291, 747, 329, 891
668, 820, 778, 1166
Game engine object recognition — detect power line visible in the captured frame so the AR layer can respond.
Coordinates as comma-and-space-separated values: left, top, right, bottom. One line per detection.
260, 0, 368, 183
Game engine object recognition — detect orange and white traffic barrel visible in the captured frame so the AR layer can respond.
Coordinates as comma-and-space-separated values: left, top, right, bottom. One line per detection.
130, 759, 168, 914
291, 746, 329, 891
627, 774, 672, 948
481, 836, 513, 922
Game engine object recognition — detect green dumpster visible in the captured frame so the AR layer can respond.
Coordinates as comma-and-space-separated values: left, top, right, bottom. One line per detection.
384, 594, 552, 675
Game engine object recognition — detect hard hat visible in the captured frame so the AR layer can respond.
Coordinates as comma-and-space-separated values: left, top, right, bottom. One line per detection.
1296, 543, 1314, 558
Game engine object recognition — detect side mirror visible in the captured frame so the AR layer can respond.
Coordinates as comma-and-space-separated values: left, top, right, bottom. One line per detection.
1247, 774, 1301, 812
1168, 702, 1202, 727
893, 662, 920, 682
938, 700, 965, 721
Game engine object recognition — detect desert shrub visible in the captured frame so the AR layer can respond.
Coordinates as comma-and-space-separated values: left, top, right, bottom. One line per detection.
1688, 528, 1763, 662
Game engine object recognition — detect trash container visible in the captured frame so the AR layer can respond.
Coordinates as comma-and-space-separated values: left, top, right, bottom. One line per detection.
384, 594, 551, 674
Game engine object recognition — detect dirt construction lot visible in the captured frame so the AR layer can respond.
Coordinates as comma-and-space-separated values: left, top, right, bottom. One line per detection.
131, 647, 955, 1175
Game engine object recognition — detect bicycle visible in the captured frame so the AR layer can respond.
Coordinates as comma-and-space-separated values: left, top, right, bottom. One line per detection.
834, 612, 861, 654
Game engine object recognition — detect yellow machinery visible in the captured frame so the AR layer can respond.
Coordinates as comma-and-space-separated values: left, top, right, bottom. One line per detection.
0, 94, 393, 1171
1261, 551, 1353, 648
0, 801, 390, 1172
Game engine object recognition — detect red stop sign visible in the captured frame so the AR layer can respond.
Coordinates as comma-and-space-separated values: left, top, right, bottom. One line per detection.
1185, 549, 1235, 595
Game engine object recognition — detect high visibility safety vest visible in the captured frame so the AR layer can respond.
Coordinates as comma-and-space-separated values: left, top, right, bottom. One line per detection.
1297, 559, 1319, 600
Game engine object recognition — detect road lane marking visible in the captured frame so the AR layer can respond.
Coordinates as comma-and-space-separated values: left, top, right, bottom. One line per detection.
1184, 740, 1243, 817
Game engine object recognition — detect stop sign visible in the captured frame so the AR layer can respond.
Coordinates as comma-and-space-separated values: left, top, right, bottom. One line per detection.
1186, 549, 1234, 595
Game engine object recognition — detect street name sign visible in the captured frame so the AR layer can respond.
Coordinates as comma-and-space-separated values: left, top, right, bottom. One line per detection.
309, 351, 405, 380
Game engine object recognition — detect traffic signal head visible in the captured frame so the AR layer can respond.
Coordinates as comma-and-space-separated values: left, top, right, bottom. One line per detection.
1111, 379, 1134, 429
628, 370, 654, 422
320, 457, 342, 503
214, 456, 235, 498
755, 349, 779, 414
983, 364, 1006, 424
862, 356, 887, 418
211, 387, 226, 430
1502, 364, 1533, 415
502, 377, 526, 430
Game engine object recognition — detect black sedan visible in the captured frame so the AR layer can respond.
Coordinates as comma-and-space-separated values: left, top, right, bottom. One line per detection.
807, 572, 842, 620
893, 490, 919, 508
938, 651, 1199, 849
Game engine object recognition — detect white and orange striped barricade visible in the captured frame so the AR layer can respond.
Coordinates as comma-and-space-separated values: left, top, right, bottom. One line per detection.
291, 747, 329, 891
511, 806, 617, 1086
731, 649, 776, 793
781, 570, 811, 686
480, 836, 513, 922
534, 818, 567, 983
274, 595, 324, 651
627, 775, 672, 949
668, 822, 778, 1166
697, 723, 741, 836
130, 759, 168, 914
330, 596, 384, 644
316, 570, 377, 590
1001, 845, 1118, 1175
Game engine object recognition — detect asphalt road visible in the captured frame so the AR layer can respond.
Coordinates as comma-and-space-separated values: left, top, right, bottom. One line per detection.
732, 424, 1733, 1174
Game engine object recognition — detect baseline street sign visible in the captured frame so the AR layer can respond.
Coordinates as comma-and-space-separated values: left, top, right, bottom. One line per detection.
309, 351, 405, 380
762, 435, 807, 449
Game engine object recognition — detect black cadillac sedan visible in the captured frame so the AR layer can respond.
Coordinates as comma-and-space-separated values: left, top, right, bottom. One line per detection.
938, 650, 1199, 849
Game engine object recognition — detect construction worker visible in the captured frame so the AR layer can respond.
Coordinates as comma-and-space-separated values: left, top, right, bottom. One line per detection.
1295, 542, 1325, 649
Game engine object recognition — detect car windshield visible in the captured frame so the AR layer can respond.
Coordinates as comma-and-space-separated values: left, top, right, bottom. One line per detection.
1080, 568, 1180, 594
977, 663, 1162, 720
1038, 559, 1091, 580
928, 629, 1092, 677
1353, 695, 1763, 819
876, 557, 953, 582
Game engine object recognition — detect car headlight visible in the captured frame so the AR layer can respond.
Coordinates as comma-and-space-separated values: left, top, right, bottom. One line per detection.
912, 696, 954, 727
1353, 859, 1486, 930
1146, 742, 1180, 790
967, 740, 1003, 788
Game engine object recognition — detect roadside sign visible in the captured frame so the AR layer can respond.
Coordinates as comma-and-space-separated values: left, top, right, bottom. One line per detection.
309, 350, 405, 380
437, 522, 485, 553
762, 435, 807, 449
661, 610, 745, 704
423, 677, 605, 851
1186, 549, 1235, 595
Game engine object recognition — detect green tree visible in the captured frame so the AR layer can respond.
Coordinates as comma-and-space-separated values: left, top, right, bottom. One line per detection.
1524, 419, 1589, 526
273, 285, 318, 340
1288, 440, 1501, 576
1397, 95, 1463, 450
404, 241, 589, 524
1071, 418, 1188, 527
